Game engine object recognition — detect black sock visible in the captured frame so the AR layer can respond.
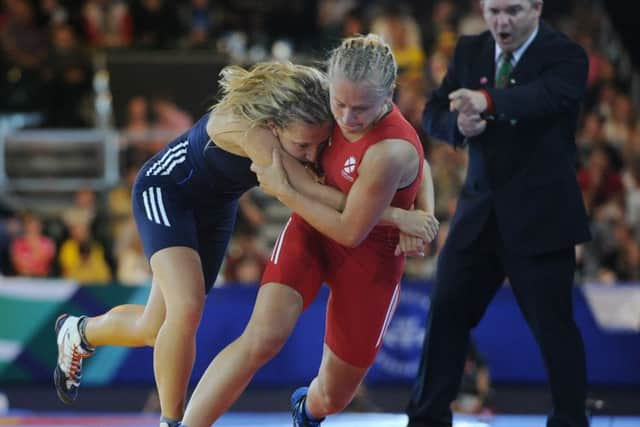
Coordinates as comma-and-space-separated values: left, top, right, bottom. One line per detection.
77, 316, 95, 351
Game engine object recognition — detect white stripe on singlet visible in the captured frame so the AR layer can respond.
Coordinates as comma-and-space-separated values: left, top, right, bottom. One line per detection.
154, 187, 171, 227
375, 283, 401, 348
145, 140, 189, 176
271, 217, 293, 265
142, 189, 153, 222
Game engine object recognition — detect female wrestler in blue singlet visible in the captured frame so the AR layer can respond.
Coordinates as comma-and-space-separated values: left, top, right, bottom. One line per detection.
52, 61, 432, 427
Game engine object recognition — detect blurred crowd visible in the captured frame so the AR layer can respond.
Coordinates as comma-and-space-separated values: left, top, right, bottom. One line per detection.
0, 0, 639, 287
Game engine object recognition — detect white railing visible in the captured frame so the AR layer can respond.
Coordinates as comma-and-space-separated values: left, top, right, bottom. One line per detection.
0, 129, 119, 192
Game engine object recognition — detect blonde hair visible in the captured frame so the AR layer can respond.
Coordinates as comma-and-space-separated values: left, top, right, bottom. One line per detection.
212, 61, 332, 129
327, 34, 398, 96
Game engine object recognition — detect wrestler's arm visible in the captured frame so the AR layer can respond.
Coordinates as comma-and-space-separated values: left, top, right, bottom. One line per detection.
243, 126, 430, 239
253, 138, 418, 247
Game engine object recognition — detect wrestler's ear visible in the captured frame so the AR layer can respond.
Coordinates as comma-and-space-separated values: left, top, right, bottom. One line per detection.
267, 121, 279, 138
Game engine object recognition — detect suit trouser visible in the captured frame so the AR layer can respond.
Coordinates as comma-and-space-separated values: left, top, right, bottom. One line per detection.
406, 213, 588, 427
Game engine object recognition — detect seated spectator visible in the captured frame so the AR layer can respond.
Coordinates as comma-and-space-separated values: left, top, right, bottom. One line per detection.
575, 111, 606, 167
35, 0, 77, 29
130, 0, 181, 49
603, 93, 636, 150
622, 156, 640, 232
457, 0, 486, 36
578, 144, 624, 215
0, 0, 48, 110
150, 95, 193, 136
82, 0, 133, 48
10, 211, 56, 277
108, 164, 137, 240
123, 95, 151, 135
178, 0, 221, 49
58, 218, 112, 284
115, 220, 151, 286
0, 213, 21, 276
237, 187, 291, 250
62, 187, 114, 270
223, 227, 267, 286
371, 4, 425, 80
42, 23, 92, 127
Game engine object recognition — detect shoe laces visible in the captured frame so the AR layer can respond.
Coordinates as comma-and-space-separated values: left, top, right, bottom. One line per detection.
61, 335, 90, 385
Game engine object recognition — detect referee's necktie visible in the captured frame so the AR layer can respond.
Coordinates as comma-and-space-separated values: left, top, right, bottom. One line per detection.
495, 52, 513, 88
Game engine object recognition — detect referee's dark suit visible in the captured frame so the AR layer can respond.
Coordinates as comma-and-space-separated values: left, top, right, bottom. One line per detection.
406, 21, 591, 427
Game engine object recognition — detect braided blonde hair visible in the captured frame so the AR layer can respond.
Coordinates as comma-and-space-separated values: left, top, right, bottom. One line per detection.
212, 61, 332, 129
327, 34, 398, 96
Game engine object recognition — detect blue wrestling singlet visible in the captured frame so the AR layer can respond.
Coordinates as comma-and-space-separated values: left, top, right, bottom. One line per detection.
132, 112, 258, 292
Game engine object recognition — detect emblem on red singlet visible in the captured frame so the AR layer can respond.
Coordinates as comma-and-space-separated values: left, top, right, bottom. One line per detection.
341, 156, 357, 182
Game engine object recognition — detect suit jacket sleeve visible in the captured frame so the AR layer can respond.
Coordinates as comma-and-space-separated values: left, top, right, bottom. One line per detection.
485, 38, 588, 122
422, 37, 470, 148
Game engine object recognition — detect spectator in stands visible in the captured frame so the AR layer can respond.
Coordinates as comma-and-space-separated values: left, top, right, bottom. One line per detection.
429, 144, 465, 221
0, 209, 20, 276
125, 96, 151, 133
237, 187, 291, 250
576, 32, 610, 89
42, 23, 92, 127
150, 96, 193, 137
61, 188, 114, 274
371, 3, 425, 81
82, 0, 133, 48
115, 219, 151, 286
178, 0, 221, 50
35, 0, 83, 32
130, 0, 181, 49
622, 155, 640, 233
420, 0, 459, 56
0, 0, 48, 110
10, 211, 56, 277
395, 75, 431, 154
609, 222, 640, 282
58, 217, 112, 284
578, 144, 624, 215
457, 0, 486, 36
122, 96, 163, 157
341, 6, 366, 38
108, 163, 137, 243
603, 93, 637, 150
223, 226, 267, 285
575, 111, 606, 167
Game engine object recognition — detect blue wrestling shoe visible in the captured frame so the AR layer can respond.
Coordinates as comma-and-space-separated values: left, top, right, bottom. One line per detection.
291, 387, 324, 427
53, 314, 94, 404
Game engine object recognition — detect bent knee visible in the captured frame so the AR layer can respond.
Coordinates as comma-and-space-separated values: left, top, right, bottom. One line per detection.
165, 298, 204, 331
242, 329, 289, 365
140, 323, 160, 347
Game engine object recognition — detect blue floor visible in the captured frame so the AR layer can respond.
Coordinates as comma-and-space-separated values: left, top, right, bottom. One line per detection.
1, 412, 639, 427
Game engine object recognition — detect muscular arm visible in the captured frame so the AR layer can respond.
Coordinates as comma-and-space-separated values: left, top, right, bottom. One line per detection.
415, 159, 435, 214
242, 126, 425, 234
256, 139, 420, 247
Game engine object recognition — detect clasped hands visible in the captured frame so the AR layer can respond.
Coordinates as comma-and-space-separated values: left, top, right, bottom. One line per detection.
251, 149, 439, 258
449, 88, 488, 137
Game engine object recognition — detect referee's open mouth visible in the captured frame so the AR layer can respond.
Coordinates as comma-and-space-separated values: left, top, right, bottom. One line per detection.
498, 31, 513, 44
